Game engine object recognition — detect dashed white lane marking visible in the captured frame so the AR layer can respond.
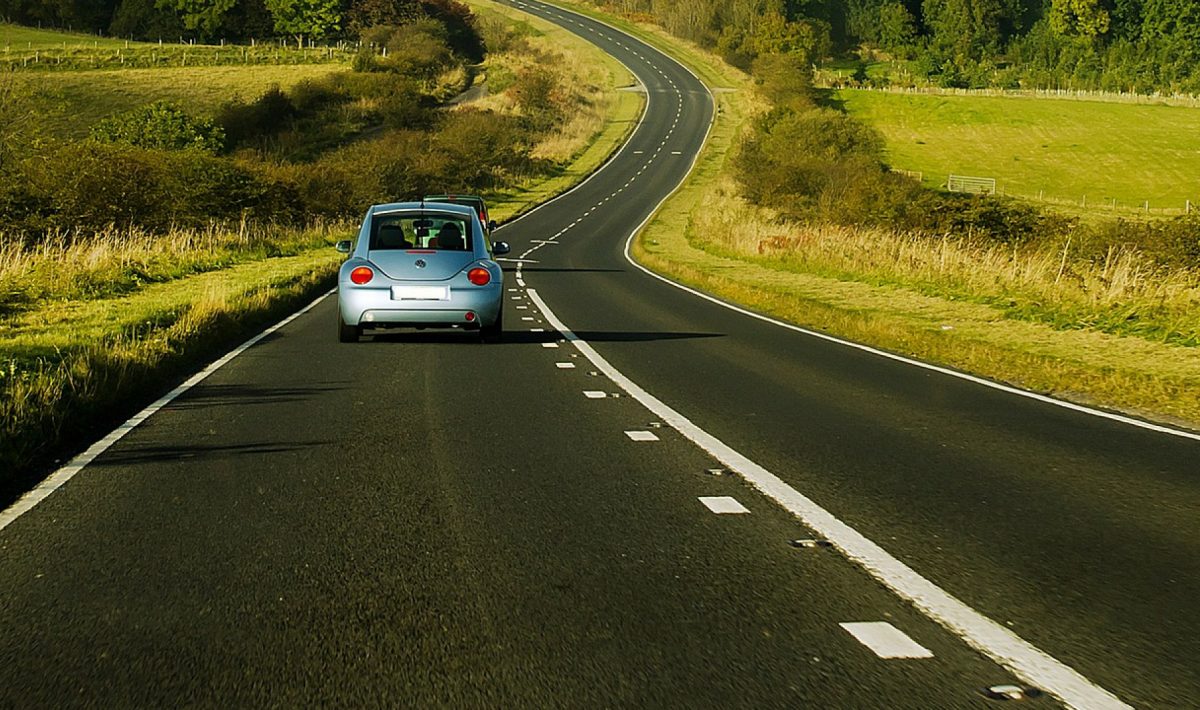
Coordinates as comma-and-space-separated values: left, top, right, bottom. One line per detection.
584, 391, 607, 399
840, 622, 934, 660
517, 305, 529, 310
525, 289, 1128, 710
542, 342, 559, 348
624, 430, 659, 442
555, 362, 576, 369
521, 317, 535, 321
530, 328, 545, 332
699, 496, 750, 514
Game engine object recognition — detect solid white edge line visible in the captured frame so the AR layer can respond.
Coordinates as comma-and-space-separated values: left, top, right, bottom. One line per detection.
527, 287, 1128, 710
622, 241, 1200, 442
0, 289, 336, 533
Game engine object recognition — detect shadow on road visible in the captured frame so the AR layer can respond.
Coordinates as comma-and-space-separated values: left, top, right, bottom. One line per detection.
166, 383, 350, 410
92, 440, 334, 466
363, 330, 724, 345
502, 267, 626, 274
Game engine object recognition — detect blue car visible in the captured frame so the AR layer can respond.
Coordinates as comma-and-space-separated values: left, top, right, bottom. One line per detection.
336, 202, 510, 343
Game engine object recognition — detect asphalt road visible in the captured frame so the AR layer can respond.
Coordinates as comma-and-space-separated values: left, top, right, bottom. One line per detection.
2, 1, 1197, 707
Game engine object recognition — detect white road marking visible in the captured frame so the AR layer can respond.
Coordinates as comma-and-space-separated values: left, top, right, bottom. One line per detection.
530, 328, 546, 332
542, 342, 559, 348
584, 391, 607, 399
555, 362, 576, 369
624, 430, 659, 441
0, 289, 335, 533
840, 622, 934, 659
521, 317, 535, 321
525, 289, 1129, 710
517, 305, 529, 310
699, 496, 750, 514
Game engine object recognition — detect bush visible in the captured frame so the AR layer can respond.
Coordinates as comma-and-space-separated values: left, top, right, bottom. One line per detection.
13, 142, 294, 234
91, 101, 225, 153
509, 65, 567, 129
215, 86, 297, 150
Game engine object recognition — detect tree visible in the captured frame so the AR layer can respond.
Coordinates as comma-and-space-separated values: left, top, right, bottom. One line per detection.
111, 0, 185, 40
745, 10, 832, 64
923, 0, 1014, 59
154, 0, 237, 38
878, 1, 918, 55
347, 0, 421, 33
1050, 0, 1111, 37
264, 0, 342, 47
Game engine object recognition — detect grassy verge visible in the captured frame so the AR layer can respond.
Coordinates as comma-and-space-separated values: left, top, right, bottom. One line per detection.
836, 89, 1200, 216
0, 227, 344, 499
463, 0, 644, 223
545, 3, 1200, 429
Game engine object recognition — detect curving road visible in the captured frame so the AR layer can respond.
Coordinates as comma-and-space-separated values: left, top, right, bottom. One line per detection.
1, 1, 1197, 707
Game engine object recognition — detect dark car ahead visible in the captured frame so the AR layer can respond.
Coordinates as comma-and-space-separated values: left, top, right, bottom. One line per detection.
424, 194, 496, 233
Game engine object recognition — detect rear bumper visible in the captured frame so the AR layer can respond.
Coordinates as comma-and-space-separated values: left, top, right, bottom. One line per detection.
339, 285, 502, 327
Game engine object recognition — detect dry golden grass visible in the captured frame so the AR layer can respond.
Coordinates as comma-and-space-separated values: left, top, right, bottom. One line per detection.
465, 0, 628, 164
0, 221, 344, 307
691, 178, 1200, 346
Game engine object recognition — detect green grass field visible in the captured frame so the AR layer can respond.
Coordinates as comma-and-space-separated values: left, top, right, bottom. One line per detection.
836, 89, 1200, 214
19, 64, 349, 139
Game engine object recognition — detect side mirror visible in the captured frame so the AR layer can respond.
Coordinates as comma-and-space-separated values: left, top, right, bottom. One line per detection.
493, 241, 511, 256
335, 240, 352, 253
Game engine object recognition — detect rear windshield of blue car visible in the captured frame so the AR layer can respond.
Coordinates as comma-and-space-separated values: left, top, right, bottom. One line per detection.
369, 213, 472, 251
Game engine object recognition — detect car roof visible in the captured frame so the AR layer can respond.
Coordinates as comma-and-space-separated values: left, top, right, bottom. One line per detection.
423, 194, 485, 202
369, 201, 477, 218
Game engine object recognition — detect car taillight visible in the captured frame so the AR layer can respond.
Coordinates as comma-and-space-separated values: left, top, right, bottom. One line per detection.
465, 311, 477, 322
467, 267, 490, 286
350, 266, 374, 285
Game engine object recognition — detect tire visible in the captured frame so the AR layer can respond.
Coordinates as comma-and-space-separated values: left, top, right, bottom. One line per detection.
338, 318, 361, 343
480, 306, 503, 343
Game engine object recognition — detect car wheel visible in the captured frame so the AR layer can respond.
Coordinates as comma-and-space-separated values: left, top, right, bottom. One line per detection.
338, 318, 361, 343
480, 307, 503, 343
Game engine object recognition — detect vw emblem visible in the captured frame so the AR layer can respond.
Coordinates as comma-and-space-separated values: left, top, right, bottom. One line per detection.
414, 259, 427, 269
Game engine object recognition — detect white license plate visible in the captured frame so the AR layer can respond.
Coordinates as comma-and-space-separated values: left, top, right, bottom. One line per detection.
392, 285, 449, 301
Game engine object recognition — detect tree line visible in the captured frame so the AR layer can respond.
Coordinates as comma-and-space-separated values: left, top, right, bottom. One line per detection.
589, 0, 1200, 93
0, 0, 465, 46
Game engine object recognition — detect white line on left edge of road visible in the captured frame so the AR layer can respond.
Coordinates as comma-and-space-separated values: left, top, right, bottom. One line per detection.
0, 289, 336, 534
524, 287, 1130, 710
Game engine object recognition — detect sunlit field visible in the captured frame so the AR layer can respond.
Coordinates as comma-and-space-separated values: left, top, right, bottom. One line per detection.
837, 89, 1200, 215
